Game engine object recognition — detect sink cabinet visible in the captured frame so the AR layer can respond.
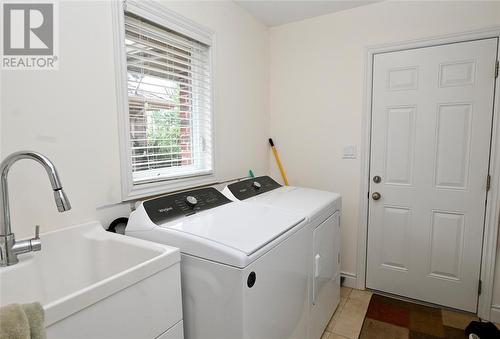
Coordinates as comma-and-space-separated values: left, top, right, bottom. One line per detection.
46, 263, 182, 338
0, 222, 183, 339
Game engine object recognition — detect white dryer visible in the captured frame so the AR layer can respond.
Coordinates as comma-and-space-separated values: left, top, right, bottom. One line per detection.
126, 187, 311, 339
222, 176, 342, 339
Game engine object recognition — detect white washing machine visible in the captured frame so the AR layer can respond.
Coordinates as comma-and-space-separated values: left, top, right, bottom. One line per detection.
222, 176, 342, 339
125, 187, 311, 339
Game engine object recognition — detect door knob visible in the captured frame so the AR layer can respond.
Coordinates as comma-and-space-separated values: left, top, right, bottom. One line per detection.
372, 192, 381, 200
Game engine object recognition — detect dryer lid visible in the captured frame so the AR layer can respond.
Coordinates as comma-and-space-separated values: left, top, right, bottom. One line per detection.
224, 178, 341, 223
246, 186, 340, 222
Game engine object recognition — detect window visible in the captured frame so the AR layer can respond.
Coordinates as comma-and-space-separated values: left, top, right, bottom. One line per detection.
115, 2, 214, 199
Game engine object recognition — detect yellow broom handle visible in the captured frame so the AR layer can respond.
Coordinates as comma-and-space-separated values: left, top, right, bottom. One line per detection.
269, 138, 289, 186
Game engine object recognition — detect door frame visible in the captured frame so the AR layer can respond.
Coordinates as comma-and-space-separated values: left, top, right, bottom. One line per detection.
357, 26, 500, 319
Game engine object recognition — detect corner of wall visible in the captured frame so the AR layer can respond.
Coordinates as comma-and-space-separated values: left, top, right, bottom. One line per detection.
490, 305, 500, 323
341, 272, 357, 289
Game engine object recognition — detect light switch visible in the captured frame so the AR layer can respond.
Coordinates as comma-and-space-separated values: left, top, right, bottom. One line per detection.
342, 144, 357, 159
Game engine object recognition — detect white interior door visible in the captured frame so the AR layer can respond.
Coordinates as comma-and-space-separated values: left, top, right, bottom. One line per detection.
366, 38, 498, 312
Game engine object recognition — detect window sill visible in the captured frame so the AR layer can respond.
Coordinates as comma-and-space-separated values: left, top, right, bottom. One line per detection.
123, 172, 217, 201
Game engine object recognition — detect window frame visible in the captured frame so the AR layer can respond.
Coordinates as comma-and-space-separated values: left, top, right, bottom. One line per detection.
113, 0, 216, 200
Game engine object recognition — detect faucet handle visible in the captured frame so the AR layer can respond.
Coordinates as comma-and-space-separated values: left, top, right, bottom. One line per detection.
30, 225, 41, 252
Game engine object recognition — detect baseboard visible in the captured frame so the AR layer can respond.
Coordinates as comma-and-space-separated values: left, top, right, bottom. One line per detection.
490, 305, 500, 323
341, 271, 357, 288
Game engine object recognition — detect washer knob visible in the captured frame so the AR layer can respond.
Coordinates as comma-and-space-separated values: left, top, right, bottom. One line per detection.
252, 181, 262, 189
186, 195, 198, 207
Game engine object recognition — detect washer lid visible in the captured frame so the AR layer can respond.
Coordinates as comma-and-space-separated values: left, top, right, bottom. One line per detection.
164, 202, 305, 257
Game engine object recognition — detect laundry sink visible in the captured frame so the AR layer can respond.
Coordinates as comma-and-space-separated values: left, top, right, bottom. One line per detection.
0, 221, 183, 338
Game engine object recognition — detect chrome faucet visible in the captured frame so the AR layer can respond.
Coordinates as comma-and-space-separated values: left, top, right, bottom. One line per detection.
0, 151, 71, 266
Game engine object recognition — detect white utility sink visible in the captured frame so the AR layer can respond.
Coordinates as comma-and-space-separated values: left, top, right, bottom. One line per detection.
0, 221, 183, 339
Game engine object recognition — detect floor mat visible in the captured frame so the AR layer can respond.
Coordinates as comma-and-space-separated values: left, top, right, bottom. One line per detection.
360, 294, 478, 339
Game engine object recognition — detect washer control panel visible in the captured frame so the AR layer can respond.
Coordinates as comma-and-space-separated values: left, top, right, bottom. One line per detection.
143, 188, 232, 225
227, 176, 281, 200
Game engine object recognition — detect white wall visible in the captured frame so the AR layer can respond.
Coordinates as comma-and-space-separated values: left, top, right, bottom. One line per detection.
269, 0, 500, 293
0, 0, 269, 238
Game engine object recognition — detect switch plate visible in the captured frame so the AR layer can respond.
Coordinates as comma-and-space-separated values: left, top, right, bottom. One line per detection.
342, 144, 357, 159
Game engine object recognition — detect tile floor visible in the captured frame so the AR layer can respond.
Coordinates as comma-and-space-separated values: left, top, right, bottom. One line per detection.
322, 287, 500, 339
322, 287, 373, 339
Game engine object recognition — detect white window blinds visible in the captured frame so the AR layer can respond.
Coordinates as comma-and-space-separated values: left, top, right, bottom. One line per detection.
124, 12, 213, 184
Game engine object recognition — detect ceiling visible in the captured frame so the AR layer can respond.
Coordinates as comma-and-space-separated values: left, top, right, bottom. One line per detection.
235, 0, 381, 27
